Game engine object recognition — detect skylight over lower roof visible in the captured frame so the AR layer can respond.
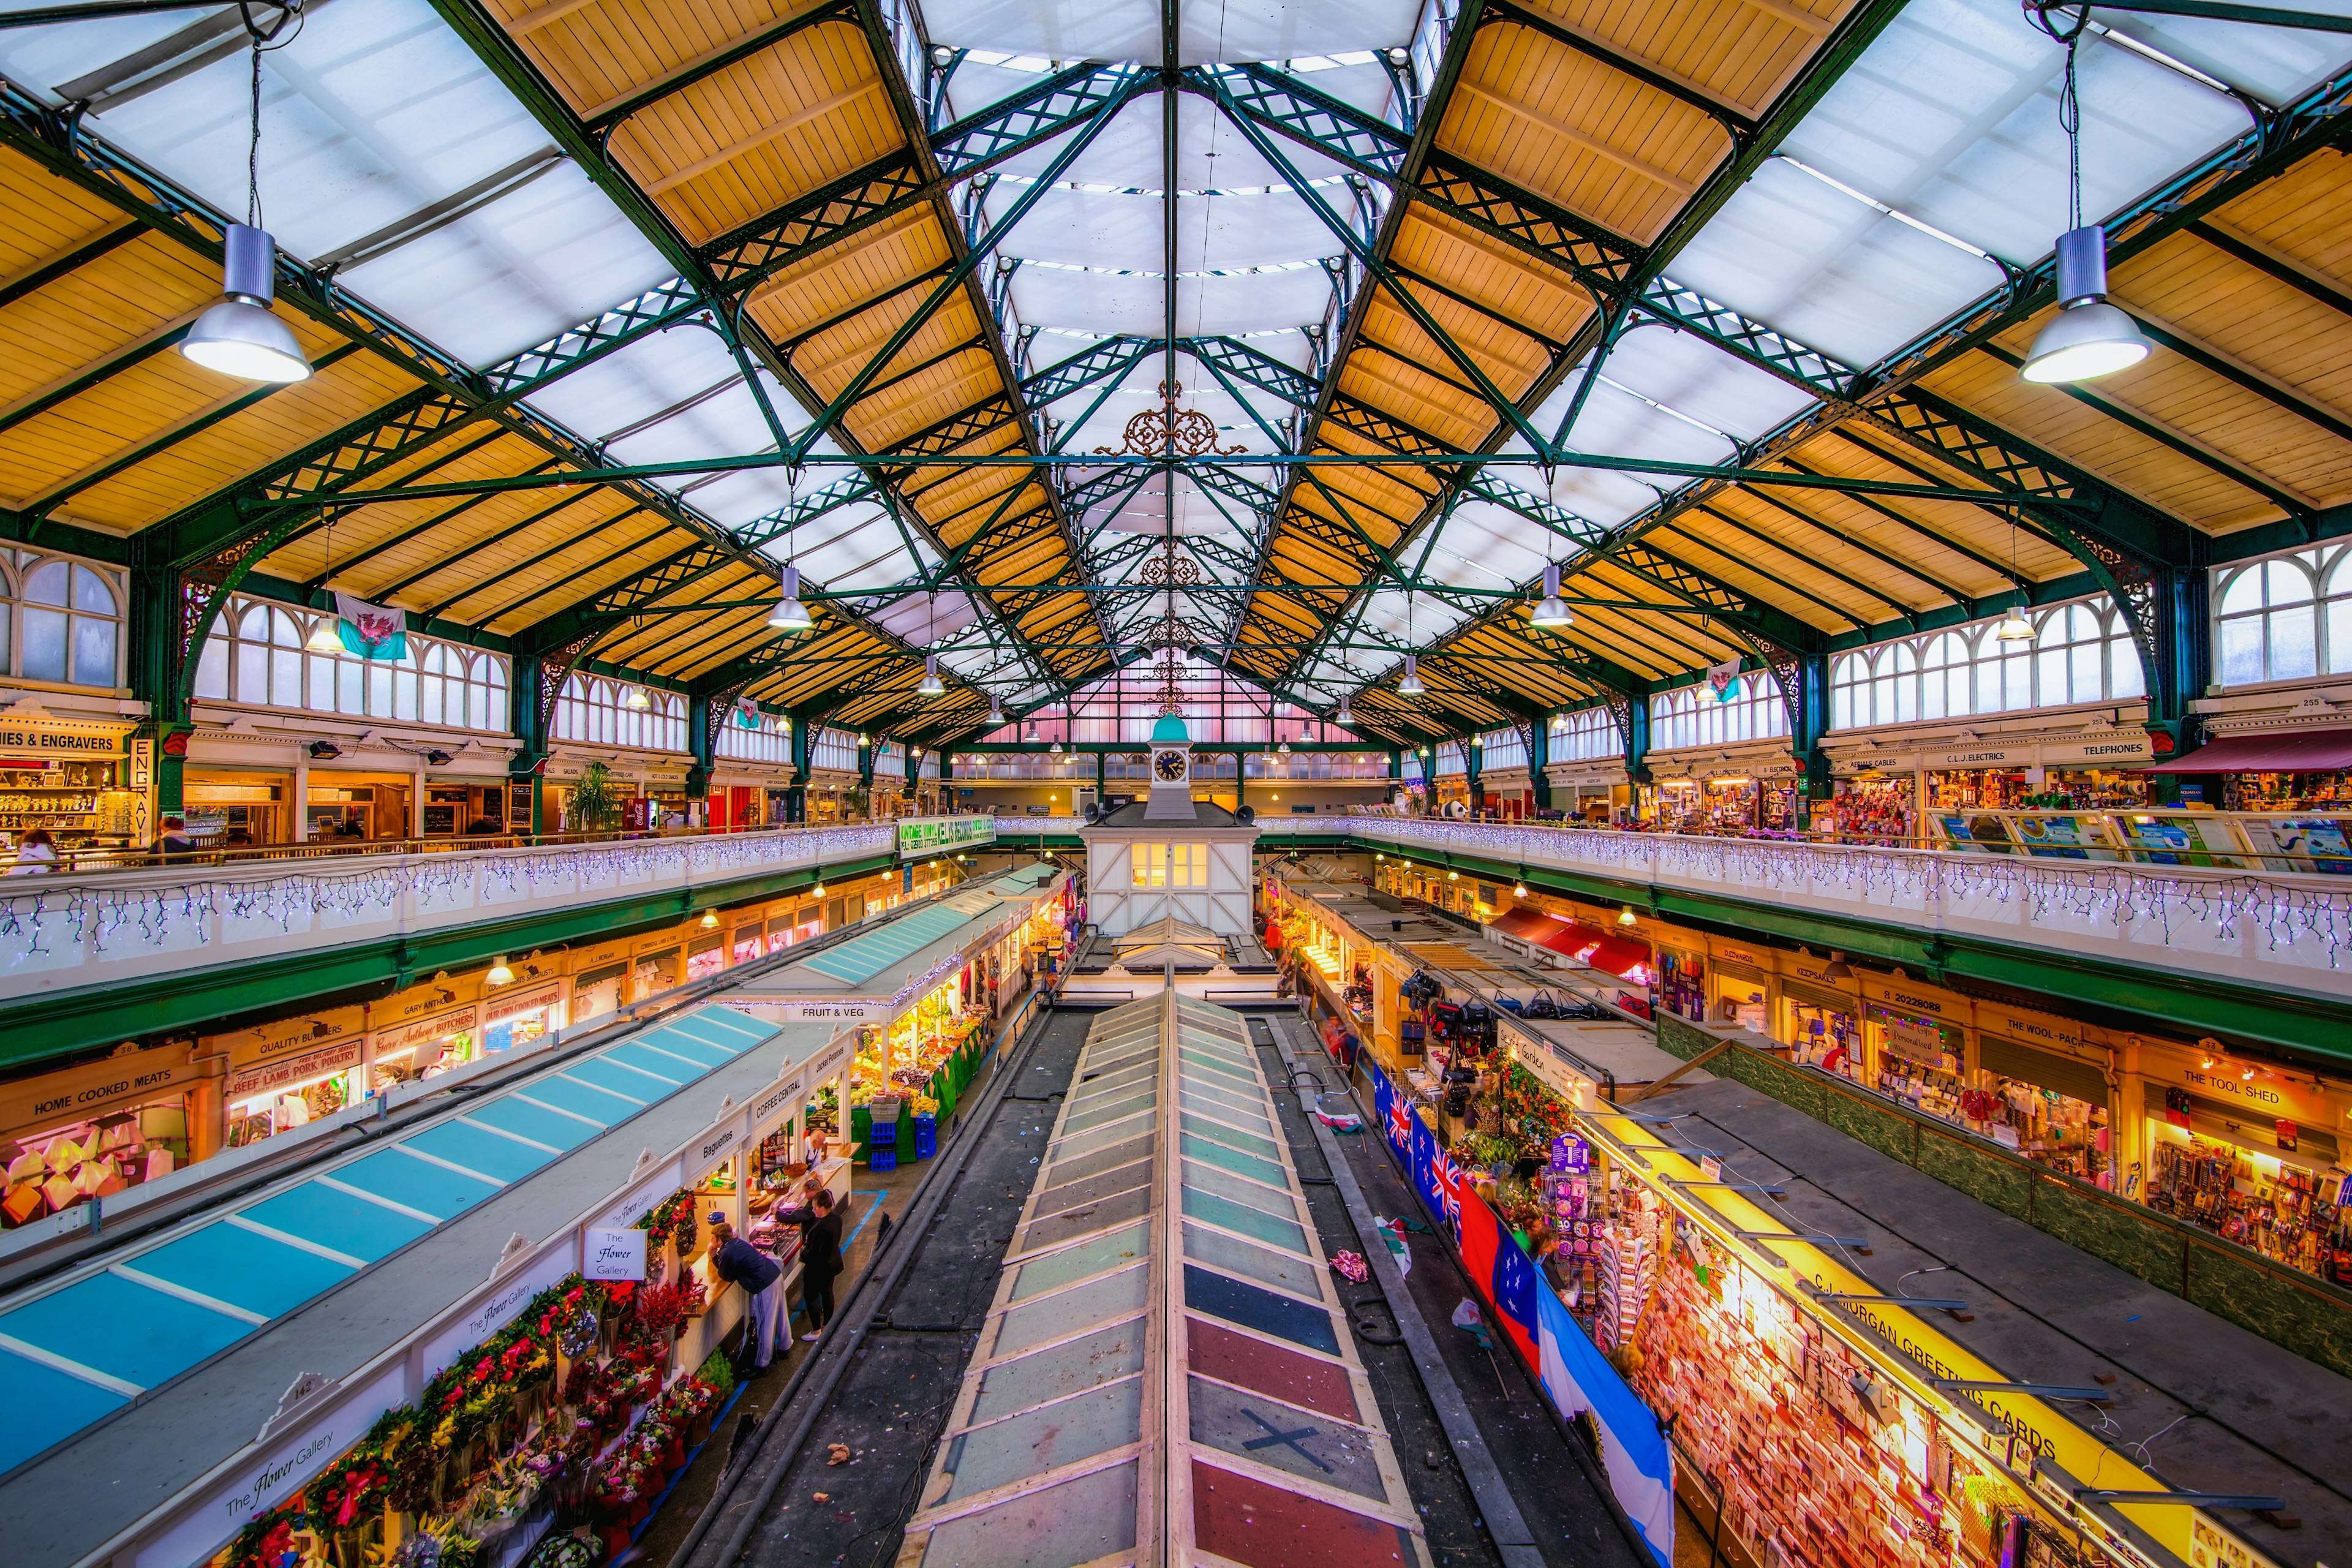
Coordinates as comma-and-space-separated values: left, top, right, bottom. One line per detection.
920, 0, 1421, 70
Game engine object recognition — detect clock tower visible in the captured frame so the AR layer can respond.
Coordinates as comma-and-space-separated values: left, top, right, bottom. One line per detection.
1144, 710, 1195, 822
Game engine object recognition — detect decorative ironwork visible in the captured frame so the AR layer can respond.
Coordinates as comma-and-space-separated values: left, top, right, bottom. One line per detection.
1095, 383, 1246, 457
1139, 545, 1203, 589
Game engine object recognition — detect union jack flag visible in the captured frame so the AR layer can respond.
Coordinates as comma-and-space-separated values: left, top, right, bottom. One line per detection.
1428, 1140, 1464, 1231
1387, 1091, 1411, 1156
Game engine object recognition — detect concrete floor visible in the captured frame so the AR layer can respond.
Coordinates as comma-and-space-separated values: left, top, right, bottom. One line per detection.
1643, 1073, 2352, 1568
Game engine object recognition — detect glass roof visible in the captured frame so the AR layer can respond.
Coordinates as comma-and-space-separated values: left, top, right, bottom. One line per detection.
4, 0, 2347, 742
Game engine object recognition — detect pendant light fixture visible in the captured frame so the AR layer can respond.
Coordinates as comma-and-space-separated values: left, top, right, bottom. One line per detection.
918, 654, 945, 697
1996, 503, 2034, 642
485, 954, 514, 987
623, 685, 650, 710
987, 695, 1005, 726
2019, 10, 2149, 385
767, 564, 813, 631
183, 26, 309, 383
1335, 697, 1354, 728
1617, 903, 1638, 928
1277, 734, 1291, 756
1397, 654, 1425, 697
1529, 563, 1574, 628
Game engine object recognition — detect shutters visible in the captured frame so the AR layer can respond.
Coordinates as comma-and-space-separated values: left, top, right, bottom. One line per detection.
2141, 1085, 2342, 1166
1713, 958, 1769, 986
1781, 979, 1857, 1015
1980, 1039, 2108, 1109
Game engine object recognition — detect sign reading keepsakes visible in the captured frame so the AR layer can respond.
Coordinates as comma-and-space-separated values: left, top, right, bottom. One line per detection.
896, 816, 997, 860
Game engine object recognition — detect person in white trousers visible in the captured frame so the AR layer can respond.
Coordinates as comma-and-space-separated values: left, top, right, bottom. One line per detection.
706, 1213, 784, 1370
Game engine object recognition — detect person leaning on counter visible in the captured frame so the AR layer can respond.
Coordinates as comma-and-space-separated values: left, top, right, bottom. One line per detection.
704, 1212, 784, 1371
771, 1178, 845, 1343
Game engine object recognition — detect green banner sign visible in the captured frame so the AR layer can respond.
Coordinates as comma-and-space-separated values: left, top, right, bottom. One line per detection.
897, 815, 997, 859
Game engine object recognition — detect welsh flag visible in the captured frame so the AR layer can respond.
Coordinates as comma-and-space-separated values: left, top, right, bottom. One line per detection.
736, 695, 761, 729
1705, 657, 1744, 703
333, 592, 408, 661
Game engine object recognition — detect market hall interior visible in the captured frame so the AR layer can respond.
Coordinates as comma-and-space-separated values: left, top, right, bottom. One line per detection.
2, 0, 2352, 1564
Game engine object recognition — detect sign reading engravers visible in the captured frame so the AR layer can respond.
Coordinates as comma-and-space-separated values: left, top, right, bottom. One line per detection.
584, 1227, 647, 1281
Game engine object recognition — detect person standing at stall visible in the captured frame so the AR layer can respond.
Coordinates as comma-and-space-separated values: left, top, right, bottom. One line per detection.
704, 1213, 784, 1371
777, 1185, 845, 1341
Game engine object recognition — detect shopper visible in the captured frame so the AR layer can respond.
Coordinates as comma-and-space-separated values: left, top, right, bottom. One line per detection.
154, 816, 197, 859
704, 1213, 784, 1371
9, 827, 58, 875
780, 1185, 845, 1341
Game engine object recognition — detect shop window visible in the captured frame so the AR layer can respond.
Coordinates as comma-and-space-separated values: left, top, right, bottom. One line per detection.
717, 707, 793, 764
552, 674, 686, 752
2212, 545, 2352, 687
1433, 741, 1465, 778
192, 592, 509, 731
3, 555, 123, 688
1547, 707, 1623, 762
1478, 726, 1528, 770
1827, 594, 2141, 731
1647, 673, 1788, 752
1130, 842, 1208, 888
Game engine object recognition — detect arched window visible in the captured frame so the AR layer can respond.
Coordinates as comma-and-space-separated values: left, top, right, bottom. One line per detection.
1920, 631, 1970, 720
7, 556, 123, 688
552, 676, 686, 752
716, 706, 793, 764
1478, 726, 1529, 769
2328, 551, 2352, 676
1650, 672, 1785, 750
192, 592, 508, 730
2215, 550, 2326, 687
1830, 651, 1865, 732
1548, 707, 1623, 762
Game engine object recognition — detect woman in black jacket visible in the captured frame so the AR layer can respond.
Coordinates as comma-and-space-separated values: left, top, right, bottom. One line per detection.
787, 1187, 846, 1340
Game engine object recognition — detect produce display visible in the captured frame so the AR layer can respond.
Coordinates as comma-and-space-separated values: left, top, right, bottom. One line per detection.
3, 1106, 187, 1226
208, 1270, 731, 1568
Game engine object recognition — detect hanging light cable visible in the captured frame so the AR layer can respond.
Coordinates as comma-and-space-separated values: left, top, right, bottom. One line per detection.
181, 14, 311, 383
1396, 589, 1425, 695
306, 514, 342, 652
918, 594, 945, 696
2020, 11, 2150, 384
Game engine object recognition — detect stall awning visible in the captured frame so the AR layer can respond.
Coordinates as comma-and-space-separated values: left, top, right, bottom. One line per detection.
1536, 919, 1652, 978
2141, 728, 2352, 772
1485, 908, 1555, 945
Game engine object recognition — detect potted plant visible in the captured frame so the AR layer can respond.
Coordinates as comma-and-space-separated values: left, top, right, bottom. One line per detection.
567, 760, 621, 834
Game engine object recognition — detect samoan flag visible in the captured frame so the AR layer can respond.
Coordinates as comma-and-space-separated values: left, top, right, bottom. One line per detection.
1487, 1223, 1542, 1369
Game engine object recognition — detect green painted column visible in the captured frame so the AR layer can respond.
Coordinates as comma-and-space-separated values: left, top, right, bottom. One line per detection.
505, 649, 552, 834
1792, 650, 1831, 809
685, 690, 713, 805
1464, 737, 1482, 818
1528, 720, 1552, 814
785, 709, 810, 823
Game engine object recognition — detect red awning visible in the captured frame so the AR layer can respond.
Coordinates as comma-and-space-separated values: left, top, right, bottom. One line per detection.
1536, 919, 1653, 979
2141, 728, 2352, 773
1486, 908, 1555, 945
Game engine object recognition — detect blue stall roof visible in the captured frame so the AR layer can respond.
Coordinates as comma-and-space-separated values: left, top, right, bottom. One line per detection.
0, 1006, 780, 1477
774, 869, 1060, 989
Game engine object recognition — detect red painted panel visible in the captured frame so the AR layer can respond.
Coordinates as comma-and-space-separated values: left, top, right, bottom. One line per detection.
1186, 1317, 1359, 1425
1190, 1458, 1409, 1567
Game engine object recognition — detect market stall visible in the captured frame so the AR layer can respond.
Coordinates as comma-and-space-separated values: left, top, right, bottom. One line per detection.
722, 867, 1066, 1165
0, 1041, 207, 1228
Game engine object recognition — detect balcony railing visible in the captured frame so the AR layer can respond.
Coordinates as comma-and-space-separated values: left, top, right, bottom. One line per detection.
0, 821, 905, 997
1348, 818, 2352, 1004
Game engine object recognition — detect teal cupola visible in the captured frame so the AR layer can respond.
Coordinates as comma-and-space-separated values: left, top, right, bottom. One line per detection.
1150, 711, 1190, 745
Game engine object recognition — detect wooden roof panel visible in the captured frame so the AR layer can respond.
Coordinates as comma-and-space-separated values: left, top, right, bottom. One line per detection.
1516, 0, 1845, 116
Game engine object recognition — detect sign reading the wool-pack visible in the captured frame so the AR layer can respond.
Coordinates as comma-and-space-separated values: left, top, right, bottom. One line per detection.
897, 816, 996, 859
1975, 1001, 2084, 1052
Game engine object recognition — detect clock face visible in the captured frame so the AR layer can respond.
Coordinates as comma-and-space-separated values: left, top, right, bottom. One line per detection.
1154, 749, 1188, 781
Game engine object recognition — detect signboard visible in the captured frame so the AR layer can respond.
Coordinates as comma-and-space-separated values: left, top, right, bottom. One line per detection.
740, 997, 891, 1023
372, 1007, 477, 1065
420, 1246, 575, 1382
1503, 1020, 1600, 1110
209, 1006, 367, 1068
0, 1042, 198, 1136
590, 1163, 680, 1233
583, 1228, 647, 1281
0, 716, 132, 760
135, 1364, 407, 1568
227, 1041, 363, 1102
483, 980, 562, 1027
897, 815, 997, 859
2041, 730, 2152, 767
749, 1073, 805, 1135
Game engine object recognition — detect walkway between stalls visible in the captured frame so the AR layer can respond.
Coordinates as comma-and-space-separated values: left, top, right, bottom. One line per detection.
1266, 1017, 1652, 1568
